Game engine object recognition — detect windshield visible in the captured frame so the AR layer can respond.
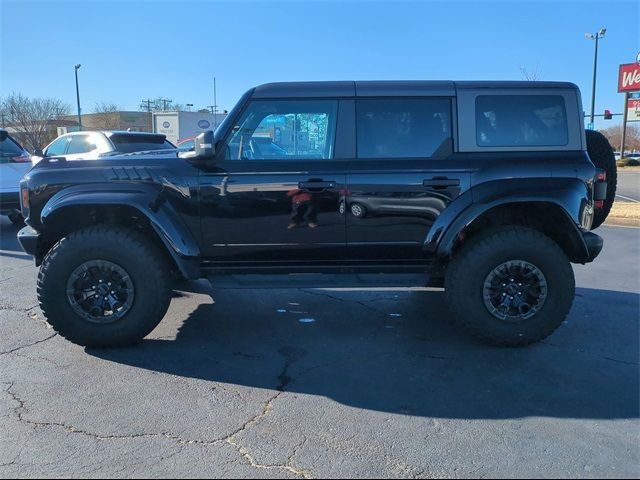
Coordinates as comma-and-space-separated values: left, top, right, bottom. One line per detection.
109, 134, 175, 154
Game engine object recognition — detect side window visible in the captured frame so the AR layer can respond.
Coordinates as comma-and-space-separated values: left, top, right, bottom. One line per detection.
476, 95, 568, 147
223, 99, 338, 160
45, 137, 69, 156
66, 135, 97, 155
356, 98, 452, 159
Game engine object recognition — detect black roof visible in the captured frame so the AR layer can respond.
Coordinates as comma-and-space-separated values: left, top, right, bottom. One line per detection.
251, 80, 578, 98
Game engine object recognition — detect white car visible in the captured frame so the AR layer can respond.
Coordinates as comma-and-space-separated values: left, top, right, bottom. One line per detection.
0, 129, 32, 225
32, 130, 176, 164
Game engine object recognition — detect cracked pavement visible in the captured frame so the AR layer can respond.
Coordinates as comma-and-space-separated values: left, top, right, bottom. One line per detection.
0, 216, 638, 478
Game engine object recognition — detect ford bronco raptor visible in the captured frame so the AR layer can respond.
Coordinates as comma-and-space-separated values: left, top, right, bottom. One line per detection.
16, 81, 616, 348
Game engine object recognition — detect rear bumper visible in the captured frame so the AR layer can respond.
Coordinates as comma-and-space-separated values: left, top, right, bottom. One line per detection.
582, 231, 603, 262
0, 191, 20, 214
17, 226, 40, 257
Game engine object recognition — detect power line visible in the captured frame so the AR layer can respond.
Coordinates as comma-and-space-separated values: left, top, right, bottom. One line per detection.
140, 99, 154, 132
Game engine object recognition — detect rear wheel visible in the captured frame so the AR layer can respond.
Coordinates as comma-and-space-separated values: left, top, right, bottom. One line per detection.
586, 129, 617, 229
38, 226, 172, 347
445, 226, 575, 346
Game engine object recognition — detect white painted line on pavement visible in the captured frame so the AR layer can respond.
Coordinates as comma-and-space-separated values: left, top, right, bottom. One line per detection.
616, 194, 640, 203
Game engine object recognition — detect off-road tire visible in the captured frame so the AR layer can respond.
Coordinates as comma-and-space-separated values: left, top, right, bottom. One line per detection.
445, 226, 575, 347
37, 226, 172, 347
586, 129, 617, 229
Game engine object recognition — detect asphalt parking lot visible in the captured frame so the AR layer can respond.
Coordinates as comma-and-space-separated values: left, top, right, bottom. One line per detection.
617, 171, 640, 202
0, 217, 638, 478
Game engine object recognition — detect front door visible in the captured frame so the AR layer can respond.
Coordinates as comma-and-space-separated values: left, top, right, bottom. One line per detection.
346, 97, 470, 260
199, 98, 347, 263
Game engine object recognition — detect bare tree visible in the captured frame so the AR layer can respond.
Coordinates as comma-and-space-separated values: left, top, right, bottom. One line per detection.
1, 93, 71, 150
92, 102, 121, 130
519, 64, 542, 81
600, 124, 640, 152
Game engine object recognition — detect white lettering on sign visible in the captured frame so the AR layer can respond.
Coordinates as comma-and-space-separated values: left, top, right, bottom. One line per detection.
622, 69, 640, 89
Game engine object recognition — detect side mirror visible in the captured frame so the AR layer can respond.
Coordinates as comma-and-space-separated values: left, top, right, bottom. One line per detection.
34, 149, 44, 157
0, 130, 7, 142
194, 130, 215, 158
178, 130, 216, 160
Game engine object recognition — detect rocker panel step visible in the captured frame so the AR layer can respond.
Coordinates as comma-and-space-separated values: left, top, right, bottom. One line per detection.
207, 273, 431, 289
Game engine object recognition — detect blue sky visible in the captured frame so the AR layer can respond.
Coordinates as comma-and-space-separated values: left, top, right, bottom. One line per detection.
1, 0, 638, 128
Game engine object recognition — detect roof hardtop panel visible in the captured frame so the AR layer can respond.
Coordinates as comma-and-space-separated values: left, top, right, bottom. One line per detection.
455, 81, 579, 90
356, 80, 455, 97
252, 81, 356, 98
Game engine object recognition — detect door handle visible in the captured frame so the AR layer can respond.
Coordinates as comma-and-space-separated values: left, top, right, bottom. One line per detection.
299, 180, 336, 191
422, 178, 460, 189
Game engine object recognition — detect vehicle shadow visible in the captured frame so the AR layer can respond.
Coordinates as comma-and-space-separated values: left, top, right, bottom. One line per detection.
0, 218, 24, 253
89, 284, 639, 420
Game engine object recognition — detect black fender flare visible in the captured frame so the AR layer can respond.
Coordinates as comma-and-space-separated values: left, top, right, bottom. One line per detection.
40, 184, 201, 278
424, 178, 594, 262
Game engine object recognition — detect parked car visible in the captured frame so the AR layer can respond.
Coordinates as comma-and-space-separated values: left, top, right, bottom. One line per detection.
32, 131, 176, 164
0, 129, 31, 225
17, 80, 615, 348
339, 190, 449, 219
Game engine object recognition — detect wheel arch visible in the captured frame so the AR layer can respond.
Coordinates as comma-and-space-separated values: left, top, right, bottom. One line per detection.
449, 201, 589, 263
38, 187, 200, 279
425, 178, 594, 264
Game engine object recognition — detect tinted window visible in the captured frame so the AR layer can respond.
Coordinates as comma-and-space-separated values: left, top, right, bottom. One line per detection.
110, 134, 175, 154
46, 137, 69, 156
476, 95, 568, 147
0, 136, 24, 157
356, 98, 452, 159
224, 99, 338, 160
66, 135, 97, 155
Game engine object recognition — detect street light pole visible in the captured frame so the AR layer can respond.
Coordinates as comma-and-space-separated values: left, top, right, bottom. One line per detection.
74, 64, 82, 131
585, 28, 606, 127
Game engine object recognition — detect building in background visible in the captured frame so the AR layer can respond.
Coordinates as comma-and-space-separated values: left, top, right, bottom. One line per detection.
60, 111, 152, 133
153, 111, 227, 144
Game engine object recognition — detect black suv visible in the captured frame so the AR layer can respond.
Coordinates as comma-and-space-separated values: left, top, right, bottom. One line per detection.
16, 81, 617, 348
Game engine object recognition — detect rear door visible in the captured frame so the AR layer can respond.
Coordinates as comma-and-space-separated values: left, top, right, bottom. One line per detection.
199, 98, 349, 263
346, 95, 470, 260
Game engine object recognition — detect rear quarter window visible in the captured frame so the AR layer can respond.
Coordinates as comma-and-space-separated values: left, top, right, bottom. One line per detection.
476, 95, 568, 147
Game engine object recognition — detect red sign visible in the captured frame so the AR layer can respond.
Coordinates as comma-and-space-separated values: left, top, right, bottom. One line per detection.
619, 63, 640, 92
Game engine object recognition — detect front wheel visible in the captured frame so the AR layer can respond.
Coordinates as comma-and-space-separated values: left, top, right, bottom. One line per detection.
37, 226, 173, 347
445, 226, 575, 346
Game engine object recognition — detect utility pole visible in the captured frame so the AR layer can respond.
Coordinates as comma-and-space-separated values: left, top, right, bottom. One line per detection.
160, 98, 172, 111
74, 64, 83, 131
206, 105, 215, 115
585, 28, 606, 128
140, 98, 154, 132
1, 113, 5, 129
213, 77, 218, 130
